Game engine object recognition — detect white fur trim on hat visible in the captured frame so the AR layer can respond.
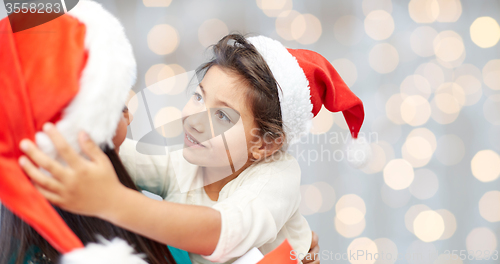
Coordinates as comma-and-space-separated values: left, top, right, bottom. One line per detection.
36, 0, 136, 157
61, 237, 147, 264
345, 137, 372, 168
247, 36, 313, 146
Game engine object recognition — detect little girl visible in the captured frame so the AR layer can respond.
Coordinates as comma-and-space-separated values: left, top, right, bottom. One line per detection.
20, 34, 365, 263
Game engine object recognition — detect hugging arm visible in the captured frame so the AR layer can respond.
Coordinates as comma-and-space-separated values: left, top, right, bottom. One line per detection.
19, 124, 220, 255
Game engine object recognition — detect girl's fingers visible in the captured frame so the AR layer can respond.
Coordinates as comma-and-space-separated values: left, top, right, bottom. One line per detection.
306, 246, 320, 263
19, 140, 67, 181
19, 156, 64, 194
33, 184, 64, 206
310, 244, 319, 254
310, 231, 319, 252
78, 131, 107, 163
43, 123, 83, 168
305, 231, 320, 263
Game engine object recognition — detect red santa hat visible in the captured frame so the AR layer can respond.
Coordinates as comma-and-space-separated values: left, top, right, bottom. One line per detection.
0, 0, 145, 263
247, 36, 370, 167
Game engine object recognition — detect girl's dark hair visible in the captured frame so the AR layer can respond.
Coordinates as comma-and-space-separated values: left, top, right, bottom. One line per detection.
0, 148, 176, 264
197, 33, 286, 149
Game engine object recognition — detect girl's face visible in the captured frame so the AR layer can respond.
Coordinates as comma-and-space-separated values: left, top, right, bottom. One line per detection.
112, 106, 133, 153
181, 66, 259, 171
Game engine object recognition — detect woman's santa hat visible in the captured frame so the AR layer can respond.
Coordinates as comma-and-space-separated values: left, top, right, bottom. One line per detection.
0, 0, 146, 263
247, 36, 370, 167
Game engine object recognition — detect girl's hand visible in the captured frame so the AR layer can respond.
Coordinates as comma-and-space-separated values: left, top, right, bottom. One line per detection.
303, 231, 320, 264
18, 123, 126, 217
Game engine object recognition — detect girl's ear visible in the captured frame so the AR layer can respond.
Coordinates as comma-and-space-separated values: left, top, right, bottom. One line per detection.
250, 135, 284, 160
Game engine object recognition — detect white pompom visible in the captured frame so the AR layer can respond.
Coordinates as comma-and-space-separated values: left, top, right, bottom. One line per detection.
61, 237, 147, 264
345, 137, 372, 168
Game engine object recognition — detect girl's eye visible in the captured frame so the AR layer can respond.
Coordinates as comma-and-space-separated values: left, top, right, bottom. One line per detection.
215, 110, 231, 123
192, 92, 203, 103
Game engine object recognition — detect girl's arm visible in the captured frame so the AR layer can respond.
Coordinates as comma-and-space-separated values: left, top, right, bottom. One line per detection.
18, 127, 220, 255
102, 187, 221, 255
119, 138, 171, 197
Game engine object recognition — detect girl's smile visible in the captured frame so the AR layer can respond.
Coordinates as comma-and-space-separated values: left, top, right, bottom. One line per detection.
184, 131, 206, 148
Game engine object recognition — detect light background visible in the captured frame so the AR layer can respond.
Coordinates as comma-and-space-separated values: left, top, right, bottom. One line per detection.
2, 1, 500, 263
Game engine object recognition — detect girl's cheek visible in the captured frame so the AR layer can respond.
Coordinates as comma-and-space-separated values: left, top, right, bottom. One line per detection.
223, 123, 250, 166
181, 101, 194, 118
208, 136, 226, 152
204, 136, 232, 166
222, 121, 246, 146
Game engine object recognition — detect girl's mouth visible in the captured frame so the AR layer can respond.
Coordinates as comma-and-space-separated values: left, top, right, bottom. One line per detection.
184, 132, 205, 148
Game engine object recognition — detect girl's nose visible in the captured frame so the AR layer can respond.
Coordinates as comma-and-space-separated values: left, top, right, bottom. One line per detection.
185, 110, 210, 134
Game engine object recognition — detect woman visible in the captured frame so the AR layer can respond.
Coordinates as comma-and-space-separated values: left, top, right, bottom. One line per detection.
0, 109, 180, 264
0, 1, 180, 263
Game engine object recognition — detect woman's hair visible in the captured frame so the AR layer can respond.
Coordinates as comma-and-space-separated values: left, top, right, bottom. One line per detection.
0, 148, 176, 264
196, 33, 286, 150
